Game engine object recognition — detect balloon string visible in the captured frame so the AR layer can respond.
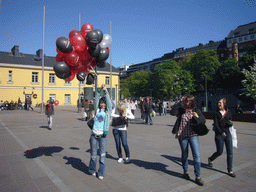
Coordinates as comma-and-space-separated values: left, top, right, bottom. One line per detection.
89, 65, 104, 86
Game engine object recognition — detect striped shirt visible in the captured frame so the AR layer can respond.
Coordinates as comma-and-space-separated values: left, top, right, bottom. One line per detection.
176, 111, 196, 138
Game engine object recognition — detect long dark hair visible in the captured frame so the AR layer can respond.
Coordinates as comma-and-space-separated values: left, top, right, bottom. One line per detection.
182, 95, 197, 110
217, 98, 228, 111
98, 97, 107, 112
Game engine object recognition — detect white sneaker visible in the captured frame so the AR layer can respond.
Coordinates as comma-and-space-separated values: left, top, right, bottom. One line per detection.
125, 157, 130, 163
92, 172, 96, 177
98, 176, 104, 180
117, 158, 123, 163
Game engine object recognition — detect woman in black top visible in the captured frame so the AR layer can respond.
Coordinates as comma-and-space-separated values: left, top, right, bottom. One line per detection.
208, 98, 236, 177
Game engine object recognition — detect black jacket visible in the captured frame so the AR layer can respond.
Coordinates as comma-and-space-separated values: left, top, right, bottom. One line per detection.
142, 100, 154, 113
213, 110, 232, 135
170, 102, 206, 134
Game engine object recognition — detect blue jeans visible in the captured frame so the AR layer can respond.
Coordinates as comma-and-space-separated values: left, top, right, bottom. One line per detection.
145, 112, 153, 124
47, 116, 52, 128
178, 135, 201, 178
209, 133, 233, 172
89, 135, 107, 176
113, 129, 130, 158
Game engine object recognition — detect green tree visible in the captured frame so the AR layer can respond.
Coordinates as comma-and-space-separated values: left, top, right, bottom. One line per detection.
239, 41, 256, 70
241, 61, 256, 101
154, 60, 195, 99
214, 58, 243, 88
187, 49, 221, 90
120, 70, 151, 98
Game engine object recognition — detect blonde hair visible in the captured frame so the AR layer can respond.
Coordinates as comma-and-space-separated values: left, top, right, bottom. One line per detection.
117, 101, 127, 114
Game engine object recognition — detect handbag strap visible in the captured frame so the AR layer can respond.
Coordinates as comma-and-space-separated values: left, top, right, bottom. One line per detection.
219, 110, 228, 122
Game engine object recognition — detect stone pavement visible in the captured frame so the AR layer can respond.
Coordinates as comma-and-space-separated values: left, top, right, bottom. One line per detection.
0, 106, 256, 192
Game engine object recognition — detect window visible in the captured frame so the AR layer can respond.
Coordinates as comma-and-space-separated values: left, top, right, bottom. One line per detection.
233, 39, 237, 43
229, 54, 232, 58
244, 36, 248, 41
49, 73, 55, 83
8, 71, 12, 82
105, 77, 110, 85
65, 80, 71, 84
250, 35, 255, 39
221, 53, 224, 58
249, 28, 255, 34
227, 40, 232, 44
49, 94, 56, 101
239, 37, 242, 42
65, 94, 71, 105
32, 72, 38, 83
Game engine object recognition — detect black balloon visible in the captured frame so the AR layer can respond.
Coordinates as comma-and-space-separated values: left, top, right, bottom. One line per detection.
54, 62, 70, 74
86, 30, 99, 48
55, 72, 71, 79
89, 44, 101, 58
98, 48, 109, 61
86, 73, 95, 85
77, 71, 86, 82
95, 29, 103, 43
97, 60, 107, 68
56, 38, 73, 53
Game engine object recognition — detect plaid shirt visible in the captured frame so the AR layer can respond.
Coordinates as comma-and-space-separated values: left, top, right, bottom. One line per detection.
176, 111, 196, 138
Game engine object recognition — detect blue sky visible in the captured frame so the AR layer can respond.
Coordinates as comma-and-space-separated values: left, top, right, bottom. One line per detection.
1, 0, 255, 68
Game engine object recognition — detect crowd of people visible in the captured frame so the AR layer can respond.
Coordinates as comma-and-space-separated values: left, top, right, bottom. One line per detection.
85, 89, 239, 185
0, 97, 34, 111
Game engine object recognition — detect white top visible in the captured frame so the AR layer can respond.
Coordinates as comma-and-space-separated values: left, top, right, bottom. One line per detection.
111, 108, 135, 130
130, 103, 136, 110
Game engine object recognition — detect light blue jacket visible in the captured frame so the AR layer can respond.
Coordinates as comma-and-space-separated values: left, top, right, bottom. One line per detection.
94, 90, 112, 135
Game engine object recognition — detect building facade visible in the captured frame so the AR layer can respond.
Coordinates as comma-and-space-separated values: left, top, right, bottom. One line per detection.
0, 46, 120, 106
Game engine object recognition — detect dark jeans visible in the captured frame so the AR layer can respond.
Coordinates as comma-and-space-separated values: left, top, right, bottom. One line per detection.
112, 129, 130, 158
209, 133, 233, 172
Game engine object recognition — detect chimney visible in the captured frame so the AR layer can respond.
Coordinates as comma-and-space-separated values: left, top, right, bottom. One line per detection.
11, 45, 19, 56
36, 49, 43, 58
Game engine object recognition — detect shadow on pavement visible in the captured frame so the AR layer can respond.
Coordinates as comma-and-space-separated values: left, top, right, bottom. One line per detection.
130, 159, 183, 178
162, 155, 229, 175
39, 126, 49, 129
63, 156, 90, 175
24, 146, 64, 158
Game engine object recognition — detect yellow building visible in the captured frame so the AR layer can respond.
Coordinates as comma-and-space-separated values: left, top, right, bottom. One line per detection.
0, 45, 120, 106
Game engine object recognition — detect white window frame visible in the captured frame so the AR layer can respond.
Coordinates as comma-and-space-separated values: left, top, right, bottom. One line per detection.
49, 73, 55, 84
105, 76, 110, 86
65, 94, 71, 105
32, 72, 38, 83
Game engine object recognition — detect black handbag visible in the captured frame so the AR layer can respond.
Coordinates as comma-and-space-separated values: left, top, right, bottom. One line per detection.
87, 118, 94, 130
112, 117, 127, 128
192, 123, 209, 136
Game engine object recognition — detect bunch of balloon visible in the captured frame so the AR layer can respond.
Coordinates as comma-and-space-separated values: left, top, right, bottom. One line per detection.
53, 23, 112, 85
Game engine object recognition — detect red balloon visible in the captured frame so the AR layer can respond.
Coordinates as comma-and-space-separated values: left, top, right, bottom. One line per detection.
81, 23, 94, 38
69, 30, 81, 39
54, 100, 59, 106
64, 51, 80, 67
70, 34, 86, 52
55, 53, 65, 62
106, 47, 109, 51
64, 70, 75, 81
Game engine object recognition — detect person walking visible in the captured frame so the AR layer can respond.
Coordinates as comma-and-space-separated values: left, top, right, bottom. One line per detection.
143, 96, 154, 125
208, 98, 236, 178
45, 100, 54, 130
158, 100, 163, 116
111, 101, 135, 163
170, 95, 205, 186
130, 99, 136, 116
163, 101, 167, 115
83, 99, 90, 121
88, 84, 112, 180
140, 98, 145, 121
27, 97, 33, 111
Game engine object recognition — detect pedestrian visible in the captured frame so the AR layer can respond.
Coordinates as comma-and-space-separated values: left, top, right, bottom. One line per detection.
88, 100, 94, 119
88, 84, 112, 180
83, 99, 90, 121
143, 96, 154, 125
45, 100, 54, 130
140, 98, 145, 121
27, 97, 33, 111
130, 99, 136, 116
208, 98, 236, 178
111, 101, 135, 163
163, 101, 167, 115
235, 104, 243, 114
158, 100, 163, 116
170, 95, 205, 186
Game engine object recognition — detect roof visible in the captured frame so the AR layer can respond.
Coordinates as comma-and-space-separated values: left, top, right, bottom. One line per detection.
0, 47, 119, 73
227, 21, 256, 39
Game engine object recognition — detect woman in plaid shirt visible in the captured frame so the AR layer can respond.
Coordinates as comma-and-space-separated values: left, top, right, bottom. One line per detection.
170, 95, 205, 186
